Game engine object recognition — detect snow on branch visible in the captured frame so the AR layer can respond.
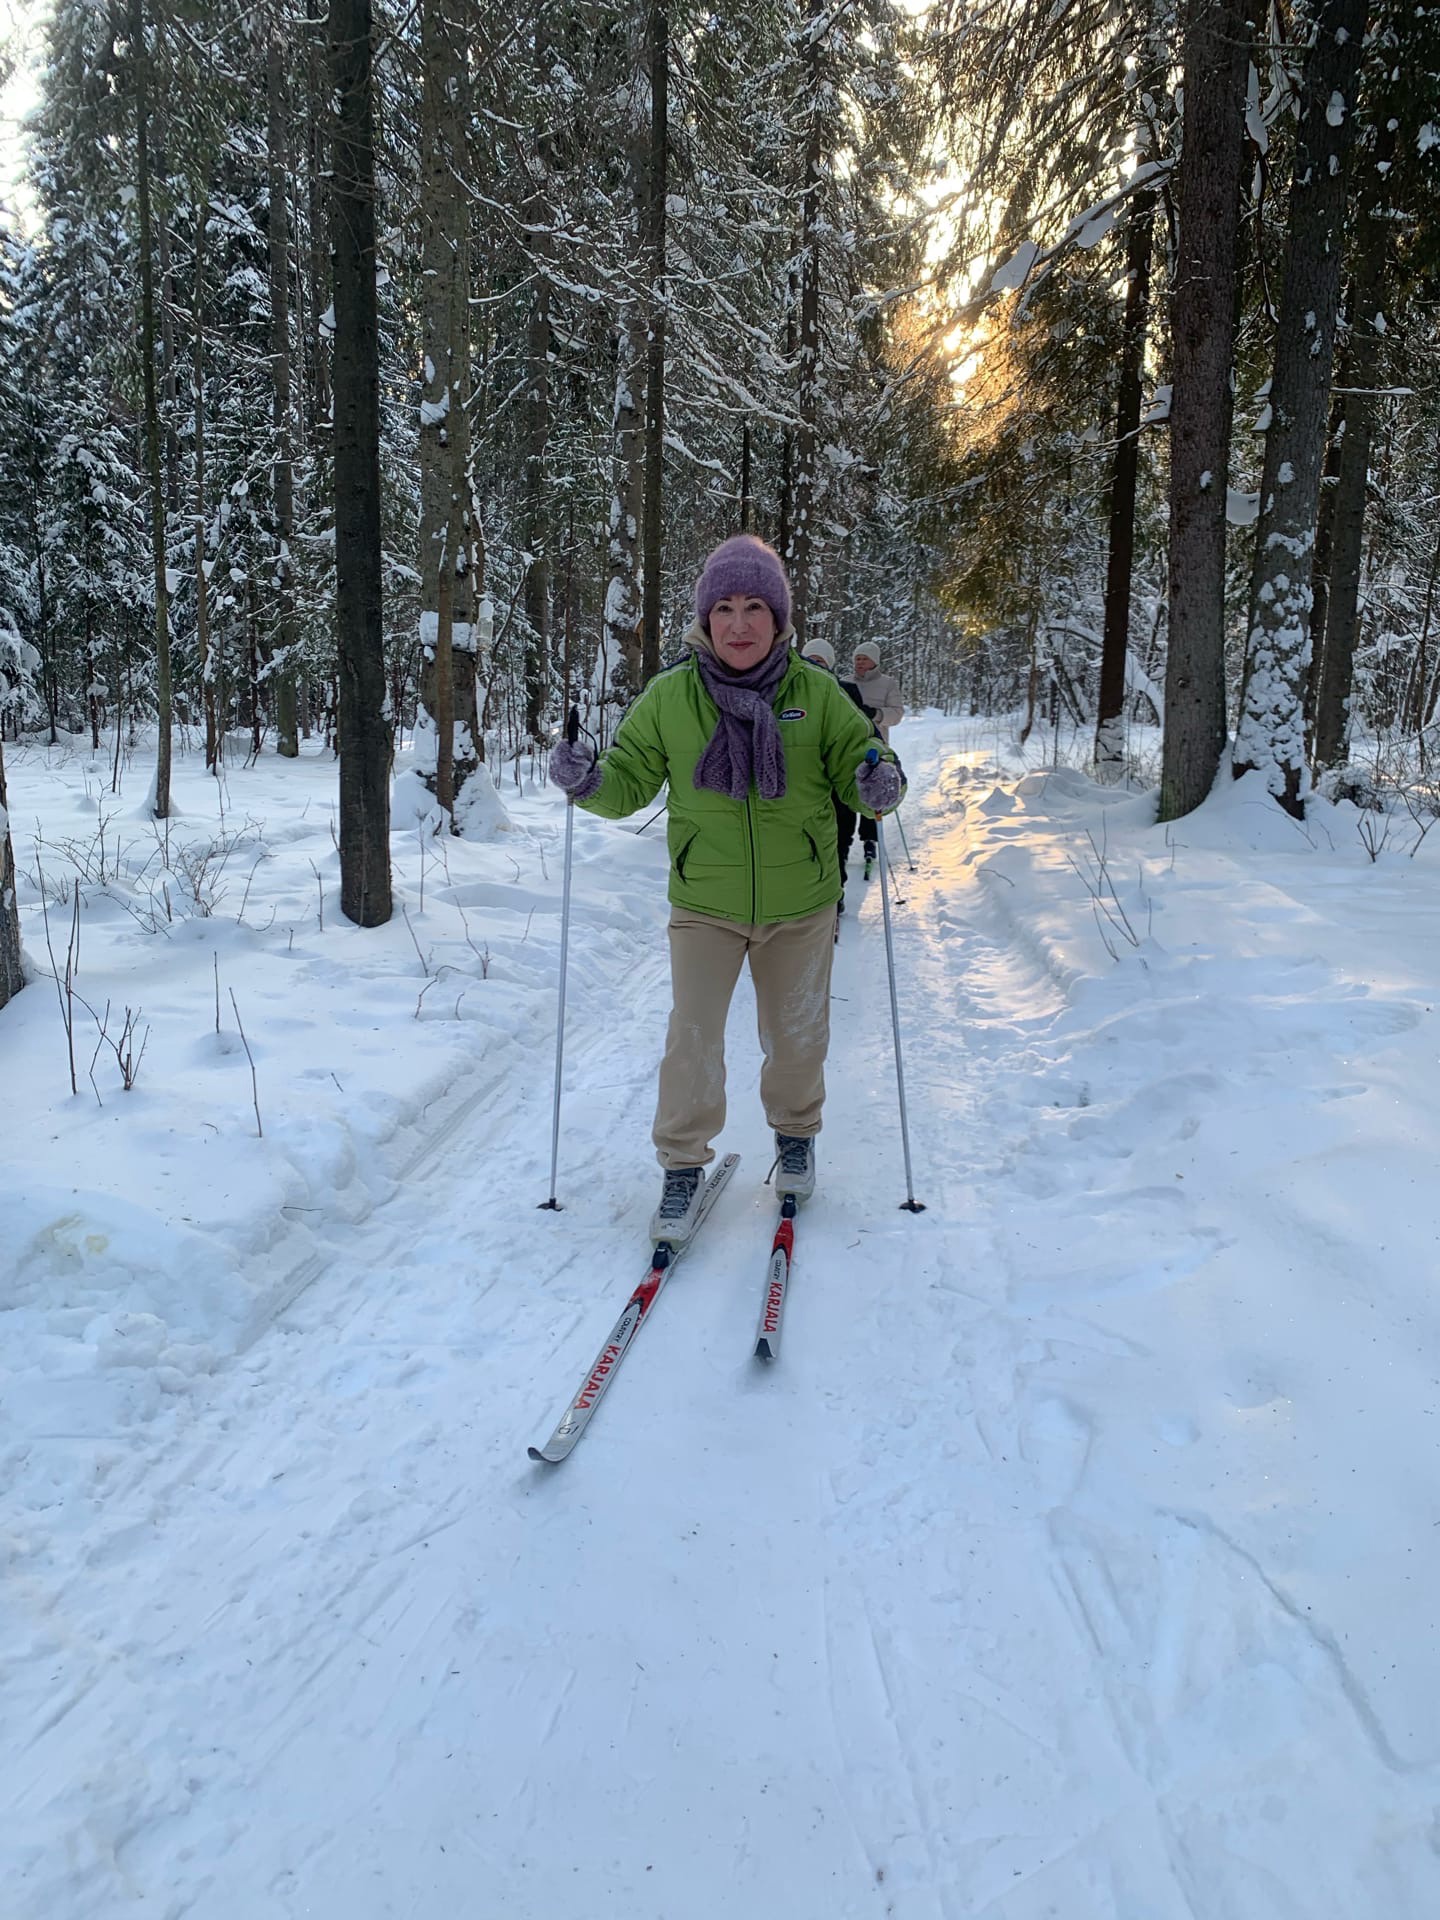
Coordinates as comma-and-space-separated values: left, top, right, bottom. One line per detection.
984, 160, 1172, 307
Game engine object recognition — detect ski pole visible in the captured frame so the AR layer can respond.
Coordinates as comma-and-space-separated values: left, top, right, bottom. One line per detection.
869, 750, 925, 1214
540, 706, 581, 1211
894, 806, 916, 873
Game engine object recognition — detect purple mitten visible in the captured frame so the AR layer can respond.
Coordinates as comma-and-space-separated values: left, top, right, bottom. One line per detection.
855, 756, 902, 814
550, 737, 602, 800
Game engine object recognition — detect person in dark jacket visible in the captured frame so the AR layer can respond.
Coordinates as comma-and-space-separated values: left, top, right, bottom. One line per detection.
799, 639, 879, 916
548, 536, 903, 1240
850, 643, 904, 877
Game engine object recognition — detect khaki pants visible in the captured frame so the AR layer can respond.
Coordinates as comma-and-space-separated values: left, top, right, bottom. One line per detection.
653, 904, 836, 1169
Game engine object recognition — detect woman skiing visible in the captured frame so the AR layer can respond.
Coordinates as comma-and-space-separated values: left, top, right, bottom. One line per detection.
549, 535, 904, 1242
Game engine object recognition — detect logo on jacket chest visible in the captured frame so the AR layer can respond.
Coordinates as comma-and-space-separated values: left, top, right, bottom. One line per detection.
778, 708, 807, 721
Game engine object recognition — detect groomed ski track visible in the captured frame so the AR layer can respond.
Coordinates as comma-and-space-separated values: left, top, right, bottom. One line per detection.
10, 719, 1437, 1919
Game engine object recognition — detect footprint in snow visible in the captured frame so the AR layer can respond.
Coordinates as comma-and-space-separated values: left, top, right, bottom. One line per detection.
1019, 1395, 1093, 1508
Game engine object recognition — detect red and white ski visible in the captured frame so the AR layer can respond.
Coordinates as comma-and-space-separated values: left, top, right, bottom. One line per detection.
753, 1193, 797, 1362
528, 1153, 740, 1464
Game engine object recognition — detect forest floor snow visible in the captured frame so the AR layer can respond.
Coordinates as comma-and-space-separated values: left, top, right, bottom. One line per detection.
3, 714, 1440, 1919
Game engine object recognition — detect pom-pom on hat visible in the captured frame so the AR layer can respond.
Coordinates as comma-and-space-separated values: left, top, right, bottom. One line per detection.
694, 535, 792, 634
853, 641, 881, 668
801, 639, 836, 670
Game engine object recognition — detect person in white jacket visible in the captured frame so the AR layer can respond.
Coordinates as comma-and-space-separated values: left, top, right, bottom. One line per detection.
851, 644, 904, 876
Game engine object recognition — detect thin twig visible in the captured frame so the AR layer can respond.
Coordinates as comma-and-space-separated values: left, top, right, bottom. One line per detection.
401, 904, 431, 975
229, 989, 263, 1137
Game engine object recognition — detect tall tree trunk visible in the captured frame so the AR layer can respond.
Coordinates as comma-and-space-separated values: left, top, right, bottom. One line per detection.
522, 12, 553, 738
305, 26, 332, 441
778, 295, 795, 562
1304, 390, 1346, 735
418, 0, 478, 818
1094, 192, 1155, 779
788, 4, 824, 647
433, 555, 456, 814
249, 576, 263, 757
468, 215, 493, 760
87, 591, 101, 751
1158, 0, 1249, 823
605, 37, 647, 699
739, 420, 753, 533
268, 30, 300, 758
329, 0, 392, 926
445, 14, 479, 779
1312, 117, 1399, 773
1233, 0, 1368, 814
602, 20, 641, 698
155, 166, 181, 520
522, 310, 550, 742
1408, 431, 1440, 759
131, 0, 173, 820
0, 737, 22, 1011
563, 496, 577, 701
192, 201, 218, 773
606, 306, 646, 695
1017, 608, 1040, 746
26, 494, 55, 745
640, 0, 668, 683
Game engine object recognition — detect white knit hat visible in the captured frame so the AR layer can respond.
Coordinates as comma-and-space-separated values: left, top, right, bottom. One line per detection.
853, 641, 881, 668
801, 639, 836, 670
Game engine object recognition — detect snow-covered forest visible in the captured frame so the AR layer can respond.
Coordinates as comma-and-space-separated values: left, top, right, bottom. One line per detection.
4, 2, 1440, 1914
1, 0, 1435, 916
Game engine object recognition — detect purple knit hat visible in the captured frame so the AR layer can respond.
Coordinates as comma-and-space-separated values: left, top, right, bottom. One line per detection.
694, 535, 792, 633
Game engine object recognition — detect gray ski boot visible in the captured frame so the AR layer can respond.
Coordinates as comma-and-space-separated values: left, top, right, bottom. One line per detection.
773, 1133, 816, 1202
650, 1166, 706, 1244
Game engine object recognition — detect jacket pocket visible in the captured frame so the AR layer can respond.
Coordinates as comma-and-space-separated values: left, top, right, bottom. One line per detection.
802, 829, 823, 871
674, 830, 698, 881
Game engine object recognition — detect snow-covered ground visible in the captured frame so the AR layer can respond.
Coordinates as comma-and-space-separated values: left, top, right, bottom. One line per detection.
5, 713, 1440, 1918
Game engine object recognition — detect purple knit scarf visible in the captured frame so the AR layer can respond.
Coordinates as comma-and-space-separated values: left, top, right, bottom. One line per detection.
691, 641, 791, 801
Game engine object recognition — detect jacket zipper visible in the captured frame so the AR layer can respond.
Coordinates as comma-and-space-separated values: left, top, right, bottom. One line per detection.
744, 658, 793, 922
746, 791, 757, 923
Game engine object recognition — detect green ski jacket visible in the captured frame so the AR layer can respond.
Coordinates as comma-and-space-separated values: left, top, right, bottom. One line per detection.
580, 647, 904, 924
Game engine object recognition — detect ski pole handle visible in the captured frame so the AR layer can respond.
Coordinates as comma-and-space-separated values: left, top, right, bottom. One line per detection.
566, 706, 580, 747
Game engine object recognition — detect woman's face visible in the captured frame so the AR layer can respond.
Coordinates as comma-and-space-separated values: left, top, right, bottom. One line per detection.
709, 596, 777, 671
854, 652, 877, 676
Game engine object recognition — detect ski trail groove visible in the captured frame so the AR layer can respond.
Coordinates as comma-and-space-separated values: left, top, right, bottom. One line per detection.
13, 727, 1436, 1917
